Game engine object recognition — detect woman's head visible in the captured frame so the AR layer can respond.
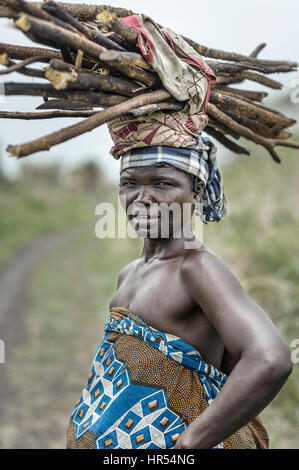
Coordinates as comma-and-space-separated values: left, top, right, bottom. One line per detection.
119, 162, 205, 239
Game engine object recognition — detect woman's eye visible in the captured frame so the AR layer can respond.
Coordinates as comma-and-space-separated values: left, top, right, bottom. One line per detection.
120, 181, 135, 187
156, 182, 168, 187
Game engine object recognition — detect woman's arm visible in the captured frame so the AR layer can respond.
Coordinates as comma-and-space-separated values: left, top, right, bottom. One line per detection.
175, 250, 293, 449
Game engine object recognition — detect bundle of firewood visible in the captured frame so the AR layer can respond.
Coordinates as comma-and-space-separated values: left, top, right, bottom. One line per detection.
0, 0, 298, 162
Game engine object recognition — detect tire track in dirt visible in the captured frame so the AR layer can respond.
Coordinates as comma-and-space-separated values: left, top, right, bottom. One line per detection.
0, 225, 89, 427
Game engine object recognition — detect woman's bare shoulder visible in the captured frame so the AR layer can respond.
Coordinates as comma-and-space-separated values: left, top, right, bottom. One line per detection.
117, 258, 140, 288
181, 243, 242, 293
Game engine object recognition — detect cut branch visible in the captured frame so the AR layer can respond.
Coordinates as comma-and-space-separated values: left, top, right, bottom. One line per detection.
0, 109, 98, 118
207, 103, 299, 163
205, 126, 250, 155
209, 90, 295, 131
4, 81, 129, 106
45, 59, 144, 96
0, 55, 48, 74
7, 89, 170, 158
14, 13, 159, 86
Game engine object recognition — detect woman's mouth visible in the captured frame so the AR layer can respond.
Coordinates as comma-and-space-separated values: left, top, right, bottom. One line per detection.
132, 214, 160, 223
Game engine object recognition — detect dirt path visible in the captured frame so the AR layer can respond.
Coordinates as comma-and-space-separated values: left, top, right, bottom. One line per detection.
0, 226, 88, 421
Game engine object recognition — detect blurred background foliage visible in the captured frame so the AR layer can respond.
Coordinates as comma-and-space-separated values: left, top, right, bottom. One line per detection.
0, 137, 298, 448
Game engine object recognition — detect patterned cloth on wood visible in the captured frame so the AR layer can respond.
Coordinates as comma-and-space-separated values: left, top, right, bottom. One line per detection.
66, 307, 269, 449
109, 15, 216, 161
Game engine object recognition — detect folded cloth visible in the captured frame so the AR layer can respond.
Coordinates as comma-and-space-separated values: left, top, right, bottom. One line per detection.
120, 15, 216, 115
108, 108, 209, 160
66, 307, 269, 449
119, 136, 227, 223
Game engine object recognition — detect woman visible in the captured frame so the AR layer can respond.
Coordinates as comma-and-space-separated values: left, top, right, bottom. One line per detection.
66, 137, 292, 449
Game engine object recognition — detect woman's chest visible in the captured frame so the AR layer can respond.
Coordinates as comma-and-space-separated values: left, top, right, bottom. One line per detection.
110, 260, 193, 327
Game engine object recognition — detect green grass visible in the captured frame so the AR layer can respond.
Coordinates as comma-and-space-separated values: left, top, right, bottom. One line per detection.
0, 167, 108, 262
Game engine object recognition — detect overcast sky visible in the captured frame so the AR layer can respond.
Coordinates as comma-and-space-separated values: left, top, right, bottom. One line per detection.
0, 0, 298, 181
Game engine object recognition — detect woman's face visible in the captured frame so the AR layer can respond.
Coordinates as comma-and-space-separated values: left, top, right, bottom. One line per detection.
119, 164, 203, 238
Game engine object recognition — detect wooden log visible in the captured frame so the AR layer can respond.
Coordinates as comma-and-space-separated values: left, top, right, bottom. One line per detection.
0, 2, 134, 21
14, 13, 159, 87
207, 103, 299, 163
46, 59, 145, 96
99, 50, 152, 70
0, 54, 46, 74
209, 90, 295, 130
205, 126, 250, 155
222, 109, 291, 139
214, 86, 268, 102
183, 36, 297, 68
0, 109, 98, 118
124, 101, 184, 118
36, 99, 94, 110
207, 61, 264, 74
207, 117, 240, 140
214, 70, 283, 89
0, 2, 296, 67
41, 0, 127, 52
103, 31, 137, 52
2, 0, 76, 30
6, 89, 170, 158
0, 42, 62, 61
96, 10, 138, 44
4, 81, 129, 106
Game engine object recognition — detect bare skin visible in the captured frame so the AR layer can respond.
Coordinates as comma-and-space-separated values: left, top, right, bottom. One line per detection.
109, 163, 293, 449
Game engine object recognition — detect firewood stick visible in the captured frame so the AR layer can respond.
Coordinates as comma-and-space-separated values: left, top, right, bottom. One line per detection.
208, 60, 295, 75
183, 36, 297, 68
250, 43, 267, 58
124, 101, 184, 118
235, 71, 283, 89
2, 0, 76, 30
210, 90, 295, 130
41, 0, 127, 52
96, 10, 138, 44
7, 89, 170, 158
14, 13, 159, 87
0, 2, 134, 20
214, 86, 268, 102
103, 31, 137, 52
0, 42, 96, 69
0, 42, 62, 61
215, 70, 283, 89
36, 99, 95, 110
205, 126, 250, 155
0, 109, 99, 118
45, 60, 145, 96
222, 109, 291, 139
110, 17, 138, 44
207, 118, 240, 140
0, 3, 134, 21
0, 54, 47, 74
207, 61, 264, 74
99, 50, 152, 71
4, 81, 129, 106
1, 3, 296, 67
207, 103, 299, 163
4, 3, 294, 66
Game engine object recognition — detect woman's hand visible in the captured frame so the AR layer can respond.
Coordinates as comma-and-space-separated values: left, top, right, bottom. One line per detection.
174, 428, 199, 449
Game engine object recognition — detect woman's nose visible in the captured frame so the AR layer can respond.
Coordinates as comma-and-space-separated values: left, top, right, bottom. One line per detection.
133, 186, 156, 205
